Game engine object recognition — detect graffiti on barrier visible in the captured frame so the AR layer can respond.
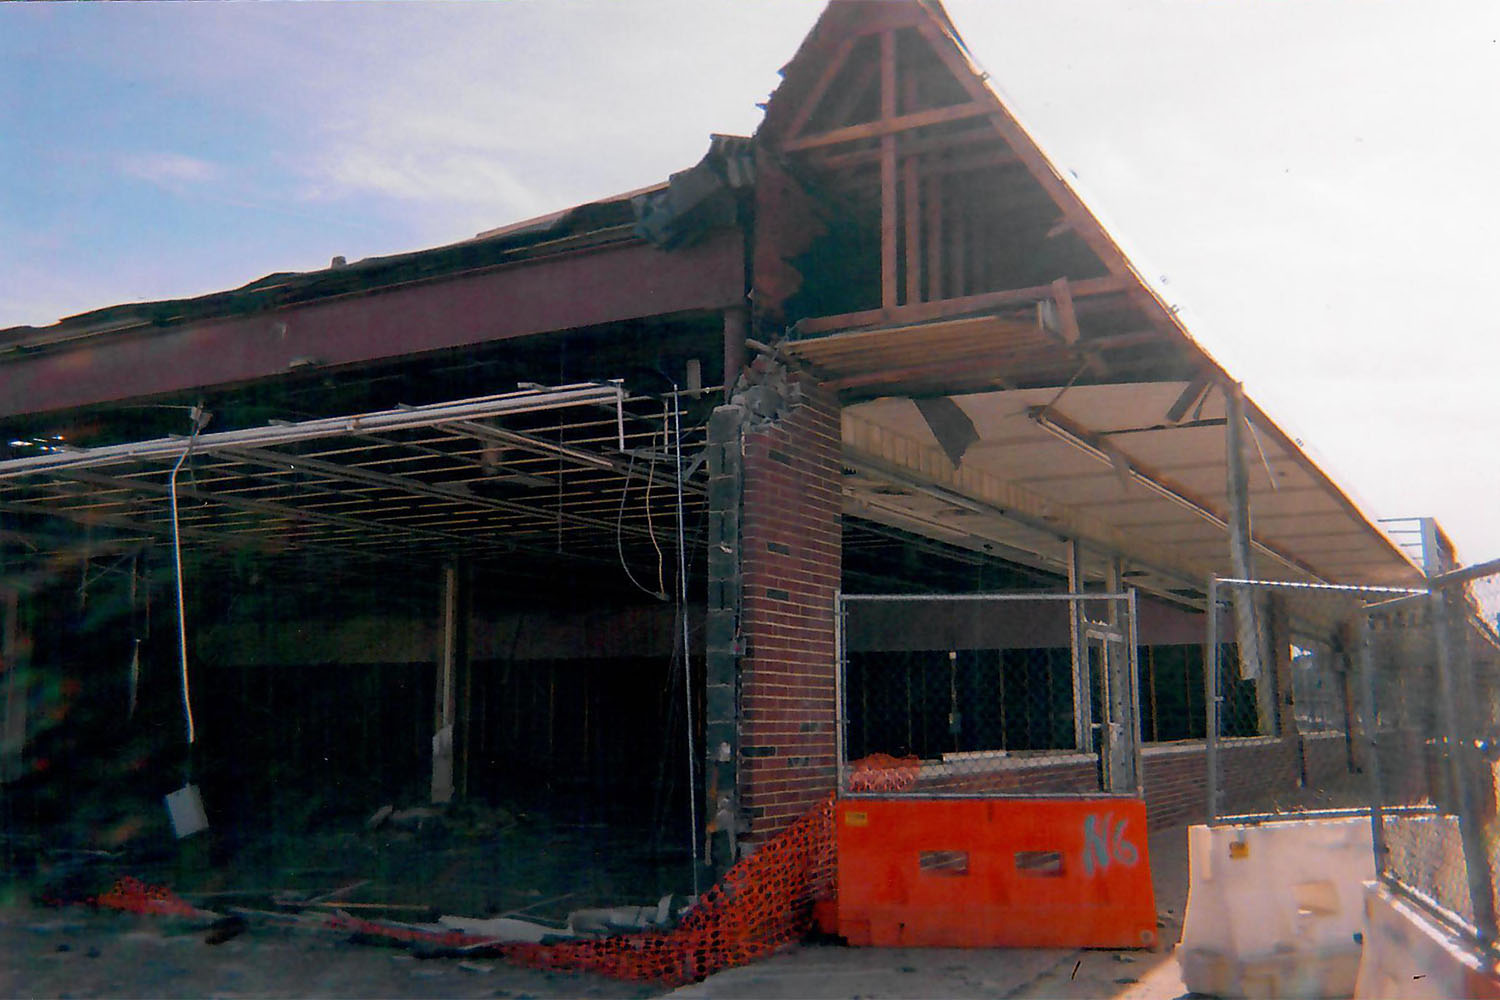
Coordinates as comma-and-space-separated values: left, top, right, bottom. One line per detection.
1083, 812, 1139, 876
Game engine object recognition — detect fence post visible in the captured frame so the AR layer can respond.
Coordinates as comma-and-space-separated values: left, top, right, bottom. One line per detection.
1067, 540, 1092, 753
1104, 558, 1137, 792
1356, 610, 1389, 879
1430, 586, 1498, 943
834, 591, 847, 796
1205, 576, 1220, 824
1127, 588, 1143, 795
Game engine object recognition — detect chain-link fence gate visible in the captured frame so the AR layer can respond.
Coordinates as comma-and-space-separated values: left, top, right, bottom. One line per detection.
835, 592, 1144, 798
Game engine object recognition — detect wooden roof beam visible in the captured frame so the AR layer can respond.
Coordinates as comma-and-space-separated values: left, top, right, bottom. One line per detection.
781, 100, 990, 151
794, 273, 1131, 336
781, 36, 858, 142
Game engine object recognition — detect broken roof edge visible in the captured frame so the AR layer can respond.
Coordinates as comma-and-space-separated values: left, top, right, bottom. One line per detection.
0, 136, 756, 351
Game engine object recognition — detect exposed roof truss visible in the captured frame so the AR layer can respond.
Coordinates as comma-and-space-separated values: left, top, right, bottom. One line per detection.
0, 383, 709, 593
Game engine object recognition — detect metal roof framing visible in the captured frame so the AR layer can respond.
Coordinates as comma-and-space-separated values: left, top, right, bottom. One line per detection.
0, 383, 709, 578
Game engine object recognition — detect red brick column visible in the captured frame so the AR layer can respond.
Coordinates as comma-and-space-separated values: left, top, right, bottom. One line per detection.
737, 378, 842, 840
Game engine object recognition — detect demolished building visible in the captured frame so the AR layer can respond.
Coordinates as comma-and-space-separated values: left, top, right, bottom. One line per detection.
0, 0, 1423, 894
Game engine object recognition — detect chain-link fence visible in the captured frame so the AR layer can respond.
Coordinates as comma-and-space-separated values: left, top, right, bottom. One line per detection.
1364, 562, 1500, 948
836, 592, 1143, 798
1203, 578, 1416, 824
1208, 563, 1500, 953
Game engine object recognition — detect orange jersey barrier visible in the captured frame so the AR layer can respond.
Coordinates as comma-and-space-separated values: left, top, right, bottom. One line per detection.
836, 796, 1158, 950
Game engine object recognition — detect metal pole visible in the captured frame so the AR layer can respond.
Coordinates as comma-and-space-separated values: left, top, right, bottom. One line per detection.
1103, 558, 1125, 791
431, 562, 458, 804
1225, 384, 1272, 734
834, 592, 848, 795
1357, 610, 1389, 880
1205, 575, 1220, 823
1430, 586, 1497, 942
1126, 587, 1143, 795
672, 389, 701, 898
1067, 540, 1092, 753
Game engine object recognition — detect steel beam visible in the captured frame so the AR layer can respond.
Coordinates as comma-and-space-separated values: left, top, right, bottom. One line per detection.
0, 232, 744, 419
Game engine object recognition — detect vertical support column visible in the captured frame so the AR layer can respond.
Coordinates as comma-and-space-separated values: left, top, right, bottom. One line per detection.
454, 564, 474, 801
1, 589, 28, 784
1067, 540, 1092, 752
737, 370, 842, 841
879, 30, 898, 310
1103, 557, 1137, 792
1431, 586, 1498, 943
705, 405, 745, 878
722, 306, 747, 400
1419, 517, 1450, 577
1205, 576, 1221, 822
1225, 383, 1274, 734
1356, 611, 1389, 874
1336, 624, 1359, 773
924, 173, 943, 302
431, 562, 459, 805
1125, 587, 1143, 792
1269, 595, 1302, 786
902, 158, 922, 306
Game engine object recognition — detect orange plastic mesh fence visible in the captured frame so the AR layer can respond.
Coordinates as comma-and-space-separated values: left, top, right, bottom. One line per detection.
847, 753, 921, 792
82, 790, 844, 987
499, 793, 836, 985
95, 876, 205, 918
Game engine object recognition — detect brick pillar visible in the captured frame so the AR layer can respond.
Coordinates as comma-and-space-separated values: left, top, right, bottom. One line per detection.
736, 368, 842, 841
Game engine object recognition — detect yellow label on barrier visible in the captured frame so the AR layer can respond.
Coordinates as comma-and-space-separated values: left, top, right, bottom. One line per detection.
845, 811, 869, 827
1229, 841, 1250, 859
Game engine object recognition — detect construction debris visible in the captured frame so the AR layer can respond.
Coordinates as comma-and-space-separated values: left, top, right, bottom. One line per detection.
437, 914, 573, 944
566, 894, 679, 936
365, 805, 395, 831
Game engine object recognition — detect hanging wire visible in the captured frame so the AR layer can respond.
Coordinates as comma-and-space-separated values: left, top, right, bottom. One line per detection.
643, 408, 667, 597
616, 448, 668, 602
128, 554, 140, 720
168, 406, 210, 745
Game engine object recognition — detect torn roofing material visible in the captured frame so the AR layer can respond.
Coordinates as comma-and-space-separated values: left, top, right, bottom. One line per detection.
0, 136, 755, 351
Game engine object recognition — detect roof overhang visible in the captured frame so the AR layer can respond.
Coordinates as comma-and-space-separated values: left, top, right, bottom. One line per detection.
837, 381, 1423, 597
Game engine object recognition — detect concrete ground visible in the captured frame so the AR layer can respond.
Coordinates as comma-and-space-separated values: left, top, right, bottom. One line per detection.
668, 825, 1193, 1000
3, 825, 1195, 998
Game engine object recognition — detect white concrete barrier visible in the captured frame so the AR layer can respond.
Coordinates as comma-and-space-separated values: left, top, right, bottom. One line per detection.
1178, 816, 1374, 999
1354, 881, 1500, 999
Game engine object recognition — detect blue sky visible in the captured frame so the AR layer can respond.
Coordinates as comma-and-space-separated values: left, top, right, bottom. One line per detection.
3, 1, 1498, 567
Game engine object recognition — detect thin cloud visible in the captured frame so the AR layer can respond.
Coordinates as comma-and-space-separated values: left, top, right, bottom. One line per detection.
308, 143, 547, 213
119, 151, 222, 187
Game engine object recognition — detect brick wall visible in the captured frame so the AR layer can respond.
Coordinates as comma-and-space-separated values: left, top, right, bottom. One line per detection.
738, 379, 842, 839
1143, 732, 1366, 828
912, 757, 1099, 796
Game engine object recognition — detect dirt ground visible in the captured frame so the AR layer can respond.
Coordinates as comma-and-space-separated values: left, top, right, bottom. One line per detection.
0, 903, 656, 1000
2, 821, 1194, 999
